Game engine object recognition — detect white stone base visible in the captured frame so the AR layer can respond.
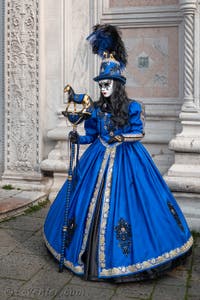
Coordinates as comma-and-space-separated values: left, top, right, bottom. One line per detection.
173, 192, 200, 231
164, 166, 200, 193
48, 172, 67, 203
0, 173, 53, 193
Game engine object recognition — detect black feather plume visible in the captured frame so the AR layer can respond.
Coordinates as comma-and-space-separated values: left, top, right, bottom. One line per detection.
87, 24, 128, 69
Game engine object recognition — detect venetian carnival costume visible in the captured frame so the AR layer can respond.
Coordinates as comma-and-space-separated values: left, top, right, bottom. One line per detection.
43, 24, 193, 282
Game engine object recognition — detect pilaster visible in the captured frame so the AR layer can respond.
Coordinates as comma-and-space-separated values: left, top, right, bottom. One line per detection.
2, 0, 45, 190
164, 1, 200, 198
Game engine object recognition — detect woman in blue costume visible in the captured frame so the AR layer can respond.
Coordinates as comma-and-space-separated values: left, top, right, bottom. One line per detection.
44, 24, 193, 282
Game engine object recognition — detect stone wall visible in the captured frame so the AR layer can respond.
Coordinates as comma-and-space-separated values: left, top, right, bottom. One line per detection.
0, 0, 4, 177
94, 0, 183, 174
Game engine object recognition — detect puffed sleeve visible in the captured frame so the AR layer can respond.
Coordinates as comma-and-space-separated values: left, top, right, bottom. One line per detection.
79, 109, 99, 144
122, 100, 145, 142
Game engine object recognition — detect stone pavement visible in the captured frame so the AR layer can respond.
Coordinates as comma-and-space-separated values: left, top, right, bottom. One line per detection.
0, 202, 199, 300
0, 188, 47, 221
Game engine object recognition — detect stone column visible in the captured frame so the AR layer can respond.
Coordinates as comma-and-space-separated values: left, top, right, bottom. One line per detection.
164, 0, 200, 229
2, 0, 45, 190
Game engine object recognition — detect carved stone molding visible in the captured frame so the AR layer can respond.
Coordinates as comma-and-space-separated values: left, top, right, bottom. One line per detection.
0, 0, 5, 177
179, 0, 197, 111
2, 0, 43, 188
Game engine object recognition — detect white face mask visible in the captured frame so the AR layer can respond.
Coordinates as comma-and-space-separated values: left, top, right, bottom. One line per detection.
98, 79, 114, 98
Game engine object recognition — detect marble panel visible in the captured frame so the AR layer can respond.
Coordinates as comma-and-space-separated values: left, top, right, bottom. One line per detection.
109, 0, 178, 8
122, 27, 179, 99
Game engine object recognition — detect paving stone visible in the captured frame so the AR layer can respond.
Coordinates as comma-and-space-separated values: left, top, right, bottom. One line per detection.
191, 255, 200, 282
55, 284, 115, 300
183, 252, 193, 271
111, 296, 148, 300
0, 278, 26, 300
152, 284, 186, 300
2, 228, 34, 244
115, 281, 154, 299
0, 229, 21, 257
16, 264, 72, 300
70, 273, 118, 289
0, 195, 199, 300
155, 267, 188, 287
6, 297, 36, 300
188, 279, 200, 298
193, 250, 200, 262
187, 296, 200, 300
0, 215, 44, 232
190, 268, 200, 282
14, 231, 49, 257
0, 253, 47, 281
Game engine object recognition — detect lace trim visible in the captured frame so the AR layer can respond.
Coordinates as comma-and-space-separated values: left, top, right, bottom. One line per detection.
43, 231, 84, 274
122, 133, 144, 141
100, 236, 193, 277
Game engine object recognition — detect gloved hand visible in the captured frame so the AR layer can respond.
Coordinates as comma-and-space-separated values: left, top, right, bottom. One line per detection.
108, 135, 124, 144
69, 131, 79, 144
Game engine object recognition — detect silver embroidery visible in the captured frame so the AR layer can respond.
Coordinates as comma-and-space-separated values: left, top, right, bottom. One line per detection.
99, 147, 117, 269
43, 231, 84, 274
100, 236, 193, 276
78, 147, 111, 264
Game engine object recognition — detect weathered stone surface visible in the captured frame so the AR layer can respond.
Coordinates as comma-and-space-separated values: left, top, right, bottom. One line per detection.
16, 264, 72, 300
28, 204, 50, 219
70, 273, 118, 289
5, 297, 34, 300
153, 284, 186, 300
0, 253, 46, 281
0, 215, 44, 232
188, 279, 200, 298
0, 192, 199, 300
0, 190, 21, 199
156, 266, 188, 286
1, 228, 34, 244
55, 284, 115, 300
0, 189, 48, 221
0, 229, 21, 257
0, 197, 34, 214
0, 278, 26, 300
14, 232, 49, 257
115, 281, 154, 299
16, 191, 46, 201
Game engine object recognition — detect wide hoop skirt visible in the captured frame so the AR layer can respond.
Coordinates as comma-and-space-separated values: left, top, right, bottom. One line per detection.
43, 138, 193, 281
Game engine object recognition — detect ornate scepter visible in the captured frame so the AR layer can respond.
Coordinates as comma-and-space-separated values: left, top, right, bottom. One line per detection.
59, 84, 93, 272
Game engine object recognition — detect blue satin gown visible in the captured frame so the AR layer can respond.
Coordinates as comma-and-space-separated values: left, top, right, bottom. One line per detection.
43, 100, 193, 281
